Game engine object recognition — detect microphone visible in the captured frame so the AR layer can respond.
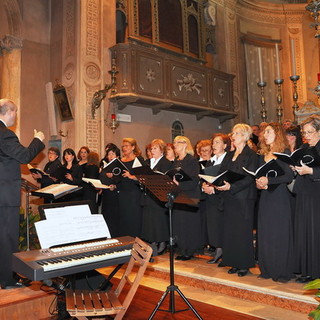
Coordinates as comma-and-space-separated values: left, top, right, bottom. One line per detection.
42, 278, 68, 291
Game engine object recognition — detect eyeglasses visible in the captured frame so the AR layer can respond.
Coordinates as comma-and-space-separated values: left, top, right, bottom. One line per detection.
301, 130, 317, 136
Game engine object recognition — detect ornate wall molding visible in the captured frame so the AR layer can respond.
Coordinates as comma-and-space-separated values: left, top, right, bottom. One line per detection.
237, 0, 306, 24
3, 0, 22, 38
0, 34, 22, 56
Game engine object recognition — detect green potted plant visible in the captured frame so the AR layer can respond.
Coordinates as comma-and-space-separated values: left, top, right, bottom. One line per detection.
304, 279, 320, 319
19, 207, 41, 251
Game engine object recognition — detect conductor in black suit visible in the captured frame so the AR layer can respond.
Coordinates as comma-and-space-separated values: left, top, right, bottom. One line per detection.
0, 98, 45, 289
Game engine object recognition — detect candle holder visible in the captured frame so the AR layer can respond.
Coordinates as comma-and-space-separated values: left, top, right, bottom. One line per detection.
274, 79, 284, 123
257, 81, 267, 122
290, 75, 300, 122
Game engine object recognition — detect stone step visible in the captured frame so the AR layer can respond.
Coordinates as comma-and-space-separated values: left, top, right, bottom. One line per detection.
143, 253, 318, 316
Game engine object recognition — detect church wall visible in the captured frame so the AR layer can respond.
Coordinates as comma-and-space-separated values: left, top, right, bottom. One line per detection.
18, 0, 51, 168
103, 104, 226, 155
20, 39, 50, 166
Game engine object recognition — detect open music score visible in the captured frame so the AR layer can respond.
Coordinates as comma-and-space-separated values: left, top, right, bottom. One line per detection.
31, 183, 82, 200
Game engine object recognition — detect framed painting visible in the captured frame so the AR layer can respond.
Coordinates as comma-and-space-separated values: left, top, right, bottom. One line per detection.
53, 84, 73, 121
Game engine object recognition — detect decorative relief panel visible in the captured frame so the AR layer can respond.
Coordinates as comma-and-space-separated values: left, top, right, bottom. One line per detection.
65, 0, 75, 59
171, 65, 207, 105
137, 55, 163, 96
212, 77, 231, 110
86, 0, 100, 58
111, 43, 236, 120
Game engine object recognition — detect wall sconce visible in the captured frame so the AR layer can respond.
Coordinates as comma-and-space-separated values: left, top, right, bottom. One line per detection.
58, 129, 68, 137
306, 0, 320, 38
91, 59, 119, 118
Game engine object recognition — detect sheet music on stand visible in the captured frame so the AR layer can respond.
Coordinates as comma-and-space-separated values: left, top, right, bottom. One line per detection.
136, 174, 198, 206
31, 183, 82, 200
34, 201, 111, 249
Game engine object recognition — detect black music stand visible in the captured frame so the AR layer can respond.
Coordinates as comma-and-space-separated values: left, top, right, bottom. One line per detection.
136, 174, 202, 320
21, 178, 38, 251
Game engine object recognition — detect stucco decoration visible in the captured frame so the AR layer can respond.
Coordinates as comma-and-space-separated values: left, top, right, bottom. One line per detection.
295, 100, 320, 124
0, 34, 22, 56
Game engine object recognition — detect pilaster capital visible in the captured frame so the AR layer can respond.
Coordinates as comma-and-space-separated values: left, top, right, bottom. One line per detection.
0, 34, 23, 56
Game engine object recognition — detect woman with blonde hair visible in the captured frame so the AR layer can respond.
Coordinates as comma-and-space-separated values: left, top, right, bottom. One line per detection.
216, 124, 258, 277
256, 123, 294, 282
117, 138, 144, 237
172, 136, 202, 260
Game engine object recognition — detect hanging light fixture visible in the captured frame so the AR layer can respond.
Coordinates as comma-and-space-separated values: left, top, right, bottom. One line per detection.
105, 100, 119, 134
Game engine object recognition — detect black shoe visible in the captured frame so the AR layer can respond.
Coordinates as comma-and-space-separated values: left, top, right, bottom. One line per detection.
237, 269, 248, 277
1, 282, 26, 289
217, 262, 225, 267
157, 242, 167, 255
258, 274, 270, 280
207, 252, 222, 264
180, 255, 192, 261
295, 275, 313, 283
228, 267, 238, 274
175, 255, 183, 260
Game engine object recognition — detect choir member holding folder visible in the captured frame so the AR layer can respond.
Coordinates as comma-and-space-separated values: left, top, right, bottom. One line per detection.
292, 115, 320, 283
99, 144, 121, 237
57, 148, 83, 201
140, 139, 173, 254
255, 123, 294, 282
172, 136, 202, 261
30, 147, 62, 189
117, 138, 144, 237
82, 152, 100, 213
202, 134, 230, 264
215, 124, 258, 277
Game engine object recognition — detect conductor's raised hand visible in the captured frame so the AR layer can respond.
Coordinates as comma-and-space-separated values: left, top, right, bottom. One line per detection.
34, 129, 45, 141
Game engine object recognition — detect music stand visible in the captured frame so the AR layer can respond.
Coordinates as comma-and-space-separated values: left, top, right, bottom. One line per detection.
21, 178, 38, 251
136, 174, 202, 320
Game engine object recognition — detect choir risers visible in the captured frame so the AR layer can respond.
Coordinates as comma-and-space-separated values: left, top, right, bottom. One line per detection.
12, 236, 134, 281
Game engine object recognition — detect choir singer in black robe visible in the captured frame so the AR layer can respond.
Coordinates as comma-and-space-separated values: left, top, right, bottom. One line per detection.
216, 124, 258, 277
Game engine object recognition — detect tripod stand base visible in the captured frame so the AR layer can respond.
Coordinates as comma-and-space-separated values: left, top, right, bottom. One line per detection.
148, 284, 203, 319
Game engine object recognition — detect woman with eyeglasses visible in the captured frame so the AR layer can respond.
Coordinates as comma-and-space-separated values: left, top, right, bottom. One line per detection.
215, 124, 258, 277
292, 115, 320, 283
172, 136, 202, 261
256, 123, 294, 282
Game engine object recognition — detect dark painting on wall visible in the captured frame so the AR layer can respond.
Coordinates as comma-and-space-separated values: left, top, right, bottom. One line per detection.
53, 85, 73, 121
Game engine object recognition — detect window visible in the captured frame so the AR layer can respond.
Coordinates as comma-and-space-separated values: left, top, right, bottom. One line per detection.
171, 120, 184, 140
